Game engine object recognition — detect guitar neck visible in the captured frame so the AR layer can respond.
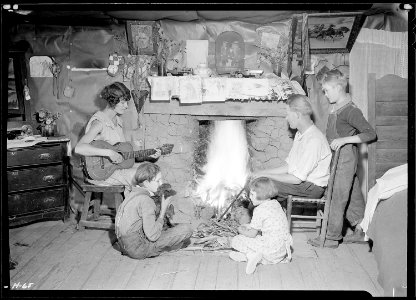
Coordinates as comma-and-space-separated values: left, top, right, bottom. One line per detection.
122, 148, 157, 160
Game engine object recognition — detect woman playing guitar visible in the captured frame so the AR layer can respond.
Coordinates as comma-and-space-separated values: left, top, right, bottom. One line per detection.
74, 82, 161, 196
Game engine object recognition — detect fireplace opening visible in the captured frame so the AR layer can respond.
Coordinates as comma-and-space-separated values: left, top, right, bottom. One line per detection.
193, 119, 254, 217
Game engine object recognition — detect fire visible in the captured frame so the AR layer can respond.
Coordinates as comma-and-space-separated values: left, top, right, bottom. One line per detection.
196, 120, 250, 213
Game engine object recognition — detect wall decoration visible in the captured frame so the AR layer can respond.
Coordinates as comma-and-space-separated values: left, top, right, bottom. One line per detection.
215, 31, 245, 75
202, 78, 226, 102
126, 21, 155, 55
255, 25, 290, 76
186, 40, 208, 70
29, 56, 53, 77
179, 76, 203, 104
8, 58, 19, 110
308, 13, 364, 54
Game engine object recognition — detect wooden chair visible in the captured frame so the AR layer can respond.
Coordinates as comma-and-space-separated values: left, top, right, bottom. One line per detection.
69, 158, 126, 231
286, 148, 341, 247
77, 183, 125, 230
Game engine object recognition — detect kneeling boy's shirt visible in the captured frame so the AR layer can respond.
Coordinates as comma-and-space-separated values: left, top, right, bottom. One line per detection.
115, 186, 164, 242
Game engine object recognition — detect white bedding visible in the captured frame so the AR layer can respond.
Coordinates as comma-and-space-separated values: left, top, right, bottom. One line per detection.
360, 163, 407, 240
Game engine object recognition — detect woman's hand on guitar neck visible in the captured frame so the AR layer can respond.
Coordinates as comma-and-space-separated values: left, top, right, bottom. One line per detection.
107, 149, 123, 164
149, 148, 161, 159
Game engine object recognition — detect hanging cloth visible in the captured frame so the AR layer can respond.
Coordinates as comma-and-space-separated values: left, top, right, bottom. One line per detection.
49, 57, 61, 98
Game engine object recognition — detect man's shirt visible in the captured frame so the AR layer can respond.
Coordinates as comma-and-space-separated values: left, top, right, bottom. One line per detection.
285, 124, 332, 187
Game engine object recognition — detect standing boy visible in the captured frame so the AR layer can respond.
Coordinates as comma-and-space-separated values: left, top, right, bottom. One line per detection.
308, 69, 377, 248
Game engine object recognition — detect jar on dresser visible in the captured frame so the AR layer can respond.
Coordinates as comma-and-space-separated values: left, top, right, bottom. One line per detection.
7, 140, 70, 227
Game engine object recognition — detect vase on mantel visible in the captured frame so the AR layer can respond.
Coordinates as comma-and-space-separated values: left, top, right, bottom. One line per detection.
41, 124, 55, 137
272, 61, 282, 77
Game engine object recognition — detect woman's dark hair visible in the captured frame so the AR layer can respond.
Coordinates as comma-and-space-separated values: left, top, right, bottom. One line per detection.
100, 82, 131, 108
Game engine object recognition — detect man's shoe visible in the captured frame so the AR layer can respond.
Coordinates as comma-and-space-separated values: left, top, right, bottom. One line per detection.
307, 237, 339, 249
342, 228, 367, 244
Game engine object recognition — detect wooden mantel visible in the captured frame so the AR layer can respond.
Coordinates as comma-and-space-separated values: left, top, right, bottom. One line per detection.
142, 98, 288, 117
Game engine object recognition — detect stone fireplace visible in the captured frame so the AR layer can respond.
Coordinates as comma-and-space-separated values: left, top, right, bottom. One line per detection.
140, 100, 294, 208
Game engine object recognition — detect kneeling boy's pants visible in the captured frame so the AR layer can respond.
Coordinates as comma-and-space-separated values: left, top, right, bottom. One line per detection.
118, 224, 193, 259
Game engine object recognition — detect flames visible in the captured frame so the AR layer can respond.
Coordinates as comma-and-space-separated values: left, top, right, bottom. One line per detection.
195, 120, 250, 212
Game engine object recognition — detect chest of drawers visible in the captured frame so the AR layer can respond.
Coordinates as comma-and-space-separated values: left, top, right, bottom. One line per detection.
7, 140, 69, 226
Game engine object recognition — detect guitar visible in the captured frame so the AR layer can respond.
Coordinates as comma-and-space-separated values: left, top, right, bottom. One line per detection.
82, 140, 174, 181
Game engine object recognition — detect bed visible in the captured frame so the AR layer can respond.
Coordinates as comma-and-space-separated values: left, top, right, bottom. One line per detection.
362, 163, 408, 297
365, 73, 408, 296
366, 188, 407, 296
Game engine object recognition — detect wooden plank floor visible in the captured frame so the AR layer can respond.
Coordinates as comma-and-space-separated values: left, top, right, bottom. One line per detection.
8, 220, 384, 295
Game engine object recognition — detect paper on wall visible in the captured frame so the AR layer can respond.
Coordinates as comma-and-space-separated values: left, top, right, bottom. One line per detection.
260, 32, 281, 49
148, 76, 172, 101
202, 78, 226, 102
29, 56, 53, 77
240, 78, 269, 97
225, 78, 244, 99
225, 78, 268, 99
179, 76, 202, 104
185, 40, 208, 69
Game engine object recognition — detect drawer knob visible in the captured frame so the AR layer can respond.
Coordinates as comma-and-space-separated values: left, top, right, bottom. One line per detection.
44, 197, 56, 203
39, 153, 52, 160
10, 151, 17, 156
43, 175, 56, 183
11, 171, 19, 176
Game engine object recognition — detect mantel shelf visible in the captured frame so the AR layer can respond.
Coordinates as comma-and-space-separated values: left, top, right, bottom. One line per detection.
143, 98, 288, 117
147, 75, 305, 104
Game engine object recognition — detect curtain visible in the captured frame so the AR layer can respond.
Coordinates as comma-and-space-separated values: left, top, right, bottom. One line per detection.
350, 28, 408, 117
349, 28, 408, 198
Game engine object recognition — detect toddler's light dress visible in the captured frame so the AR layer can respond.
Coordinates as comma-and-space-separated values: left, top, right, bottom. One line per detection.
231, 200, 293, 264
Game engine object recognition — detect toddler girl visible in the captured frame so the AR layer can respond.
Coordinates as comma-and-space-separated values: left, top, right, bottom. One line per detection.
229, 177, 293, 274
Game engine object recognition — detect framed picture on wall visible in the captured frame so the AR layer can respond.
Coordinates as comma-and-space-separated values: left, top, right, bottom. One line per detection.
126, 21, 155, 55
8, 55, 25, 115
308, 12, 364, 54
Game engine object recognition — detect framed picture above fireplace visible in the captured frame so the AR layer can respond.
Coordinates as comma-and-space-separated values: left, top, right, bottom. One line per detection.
126, 21, 156, 55
308, 12, 364, 54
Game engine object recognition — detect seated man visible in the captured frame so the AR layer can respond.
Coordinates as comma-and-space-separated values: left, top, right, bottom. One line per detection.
115, 162, 193, 259
251, 94, 332, 207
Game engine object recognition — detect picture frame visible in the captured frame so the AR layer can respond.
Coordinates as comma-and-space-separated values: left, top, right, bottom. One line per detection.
126, 21, 156, 55
308, 12, 364, 54
8, 53, 25, 115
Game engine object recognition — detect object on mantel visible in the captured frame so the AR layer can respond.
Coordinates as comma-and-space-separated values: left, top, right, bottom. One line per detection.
193, 63, 212, 78
148, 75, 305, 103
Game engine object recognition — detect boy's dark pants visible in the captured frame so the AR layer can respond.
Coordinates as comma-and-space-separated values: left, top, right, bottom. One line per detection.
326, 145, 365, 241
118, 224, 193, 259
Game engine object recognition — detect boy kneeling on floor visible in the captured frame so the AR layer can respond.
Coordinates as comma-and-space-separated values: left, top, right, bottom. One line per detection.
115, 162, 193, 259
